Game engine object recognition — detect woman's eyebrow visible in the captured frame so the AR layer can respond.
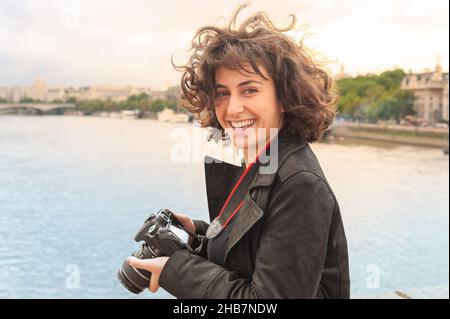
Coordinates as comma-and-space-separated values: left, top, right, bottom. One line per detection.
215, 80, 263, 89
238, 80, 263, 87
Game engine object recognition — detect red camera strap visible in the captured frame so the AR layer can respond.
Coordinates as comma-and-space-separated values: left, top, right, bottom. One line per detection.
206, 141, 271, 239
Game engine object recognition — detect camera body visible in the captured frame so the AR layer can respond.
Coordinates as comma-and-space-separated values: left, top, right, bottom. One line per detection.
117, 208, 191, 294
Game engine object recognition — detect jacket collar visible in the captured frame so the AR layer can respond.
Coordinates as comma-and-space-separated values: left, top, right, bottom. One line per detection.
204, 126, 307, 218
204, 126, 308, 264
249, 126, 307, 191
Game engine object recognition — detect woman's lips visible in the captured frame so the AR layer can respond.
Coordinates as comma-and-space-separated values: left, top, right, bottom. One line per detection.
232, 122, 256, 136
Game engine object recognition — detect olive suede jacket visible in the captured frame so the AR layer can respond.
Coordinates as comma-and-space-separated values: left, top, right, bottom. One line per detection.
159, 128, 350, 299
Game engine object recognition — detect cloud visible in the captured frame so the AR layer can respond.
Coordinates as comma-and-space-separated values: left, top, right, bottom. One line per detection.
0, 0, 448, 89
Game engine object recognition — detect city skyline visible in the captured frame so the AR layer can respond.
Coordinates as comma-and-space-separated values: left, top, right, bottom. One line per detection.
0, 0, 449, 90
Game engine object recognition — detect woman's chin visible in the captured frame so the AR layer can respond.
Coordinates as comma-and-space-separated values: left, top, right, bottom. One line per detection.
232, 139, 255, 151
231, 136, 259, 158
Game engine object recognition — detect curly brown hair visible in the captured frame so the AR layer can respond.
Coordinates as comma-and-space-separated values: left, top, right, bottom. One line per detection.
173, 4, 338, 142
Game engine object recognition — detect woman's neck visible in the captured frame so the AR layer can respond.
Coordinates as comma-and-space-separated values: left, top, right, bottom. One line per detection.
242, 140, 268, 166
243, 123, 284, 166
243, 147, 259, 167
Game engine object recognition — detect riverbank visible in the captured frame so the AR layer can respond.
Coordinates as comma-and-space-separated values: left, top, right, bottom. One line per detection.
2, 113, 449, 150
329, 122, 449, 149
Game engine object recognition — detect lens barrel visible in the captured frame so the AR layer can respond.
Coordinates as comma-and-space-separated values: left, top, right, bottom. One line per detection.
117, 244, 157, 294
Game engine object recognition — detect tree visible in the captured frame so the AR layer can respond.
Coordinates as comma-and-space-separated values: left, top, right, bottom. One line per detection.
138, 98, 151, 112
378, 69, 405, 90
337, 91, 362, 117
67, 97, 77, 104
393, 89, 415, 122
19, 97, 43, 103
151, 99, 167, 113
336, 68, 412, 122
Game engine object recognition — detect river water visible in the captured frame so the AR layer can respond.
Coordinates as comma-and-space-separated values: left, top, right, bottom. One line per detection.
0, 116, 448, 298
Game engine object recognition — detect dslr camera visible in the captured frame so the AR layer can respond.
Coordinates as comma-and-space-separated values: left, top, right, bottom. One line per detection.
117, 208, 191, 294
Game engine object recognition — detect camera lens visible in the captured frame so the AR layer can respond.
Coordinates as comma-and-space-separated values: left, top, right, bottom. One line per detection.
117, 244, 158, 294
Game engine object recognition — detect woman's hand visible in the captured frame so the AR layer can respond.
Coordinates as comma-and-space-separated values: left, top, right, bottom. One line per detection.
173, 212, 197, 246
127, 256, 169, 293
126, 212, 194, 293
173, 212, 196, 234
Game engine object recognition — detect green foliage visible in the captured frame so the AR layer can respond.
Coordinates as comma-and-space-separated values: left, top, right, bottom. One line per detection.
75, 99, 105, 115
336, 69, 414, 122
67, 97, 77, 104
75, 93, 178, 114
151, 99, 167, 113
19, 97, 44, 103
0, 97, 8, 103
151, 99, 177, 112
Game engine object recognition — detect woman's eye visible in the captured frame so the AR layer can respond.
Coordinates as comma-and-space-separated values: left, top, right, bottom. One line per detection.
243, 88, 258, 94
215, 92, 228, 98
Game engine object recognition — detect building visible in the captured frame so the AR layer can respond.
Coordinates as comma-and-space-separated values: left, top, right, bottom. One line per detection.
334, 63, 351, 81
0, 87, 9, 100
0, 79, 176, 104
26, 78, 47, 101
45, 87, 66, 102
10, 86, 26, 102
0, 78, 67, 102
0, 86, 24, 102
401, 61, 449, 124
79, 85, 139, 102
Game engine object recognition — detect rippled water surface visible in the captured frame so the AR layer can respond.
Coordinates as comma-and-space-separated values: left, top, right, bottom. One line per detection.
0, 116, 448, 298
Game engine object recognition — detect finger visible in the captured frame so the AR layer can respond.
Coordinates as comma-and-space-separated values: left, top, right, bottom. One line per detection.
173, 212, 188, 223
173, 213, 195, 233
127, 257, 156, 272
149, 273, 160, 293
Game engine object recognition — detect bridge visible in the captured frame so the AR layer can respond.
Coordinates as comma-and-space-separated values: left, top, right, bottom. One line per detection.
0, 103, 76, 114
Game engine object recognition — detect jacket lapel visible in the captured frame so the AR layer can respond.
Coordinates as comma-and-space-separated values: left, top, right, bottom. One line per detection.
204, 156, 245, 221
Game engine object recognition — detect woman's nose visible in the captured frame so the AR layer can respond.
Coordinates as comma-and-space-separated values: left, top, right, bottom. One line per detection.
226, 94, 245, 116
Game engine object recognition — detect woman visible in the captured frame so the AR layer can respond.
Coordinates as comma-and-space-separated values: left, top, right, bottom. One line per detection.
128, 5, 350, 299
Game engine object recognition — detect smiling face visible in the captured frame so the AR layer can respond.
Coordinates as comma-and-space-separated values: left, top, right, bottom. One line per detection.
214, 64, 284, 158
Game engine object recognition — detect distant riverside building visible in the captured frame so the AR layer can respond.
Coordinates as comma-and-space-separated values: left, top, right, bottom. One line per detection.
334, 63, 351, 80
65, 86, 84, 101
0, 86, 8, 100
27, 77, 46, 101
149, 90, 168, 101
401, 62, 449, 124
0, 78, 65, 102
10, 86, 26, 102
80, 85, 144, 102
0, 85, 23, 102
0, 79, 178, 104
151, 85, 182, 105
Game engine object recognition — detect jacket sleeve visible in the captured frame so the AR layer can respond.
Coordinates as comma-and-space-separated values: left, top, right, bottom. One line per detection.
189, 220, 210, 257
193, 220, 209, 236
159, 171, 335, 298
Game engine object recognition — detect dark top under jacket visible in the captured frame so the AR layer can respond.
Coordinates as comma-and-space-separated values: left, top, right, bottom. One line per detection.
159, 126, 350, 299
207, 161, 250, 266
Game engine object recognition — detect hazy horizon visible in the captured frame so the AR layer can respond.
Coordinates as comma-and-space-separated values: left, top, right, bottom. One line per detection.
1, 0, 448, 90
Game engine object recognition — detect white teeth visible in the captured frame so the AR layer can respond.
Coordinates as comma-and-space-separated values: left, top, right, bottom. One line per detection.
230, 120, 255, 128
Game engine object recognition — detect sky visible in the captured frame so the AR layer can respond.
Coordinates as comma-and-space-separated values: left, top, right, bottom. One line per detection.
0, 0, 448, 90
